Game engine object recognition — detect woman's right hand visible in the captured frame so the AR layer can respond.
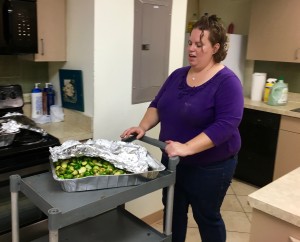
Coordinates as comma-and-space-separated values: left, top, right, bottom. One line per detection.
120, 126, 146, 140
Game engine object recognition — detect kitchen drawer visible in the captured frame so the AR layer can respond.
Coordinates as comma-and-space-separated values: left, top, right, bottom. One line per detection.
280, 116, 300, 133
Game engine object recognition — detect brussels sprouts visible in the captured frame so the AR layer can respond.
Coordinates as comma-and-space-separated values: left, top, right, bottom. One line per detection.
53, 156, 128, 179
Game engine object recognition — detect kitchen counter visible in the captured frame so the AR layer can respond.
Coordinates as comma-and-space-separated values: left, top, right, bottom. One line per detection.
248, 166, 300, 227
244, 92, 300, 118
247, 167, 300, 242
23, 104, 93, 143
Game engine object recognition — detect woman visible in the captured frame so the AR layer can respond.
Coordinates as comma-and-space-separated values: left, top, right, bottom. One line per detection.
121, 14, 244, 242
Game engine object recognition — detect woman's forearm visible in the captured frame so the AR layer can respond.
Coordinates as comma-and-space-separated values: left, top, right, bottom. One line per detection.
138, 107, 160, 132
165, 132, 215, 157
185, 132, 215, 155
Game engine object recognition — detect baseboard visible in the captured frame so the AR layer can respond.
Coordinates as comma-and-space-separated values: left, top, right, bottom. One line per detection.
141, 209, 164, 225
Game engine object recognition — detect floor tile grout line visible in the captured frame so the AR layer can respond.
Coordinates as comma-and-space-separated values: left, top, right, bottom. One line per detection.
229, 182, 253, 225
152, 182, 254, 241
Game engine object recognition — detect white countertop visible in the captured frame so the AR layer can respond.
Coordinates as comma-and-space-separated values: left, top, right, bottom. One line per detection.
248, 167, 300, 227
23, 104, 93, 143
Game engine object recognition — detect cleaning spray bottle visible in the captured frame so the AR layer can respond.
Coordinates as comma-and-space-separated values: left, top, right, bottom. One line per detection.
263, 78, 277, 103
267, 77, 288, 106
31, 83, 43, 119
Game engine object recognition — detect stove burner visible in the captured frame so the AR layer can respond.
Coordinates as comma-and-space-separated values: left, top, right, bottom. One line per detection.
14, 129, 44, 145
0, 85, 24, 111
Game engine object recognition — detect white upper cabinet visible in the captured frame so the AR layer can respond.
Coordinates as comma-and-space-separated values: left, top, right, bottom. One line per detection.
247, 0, 300, 63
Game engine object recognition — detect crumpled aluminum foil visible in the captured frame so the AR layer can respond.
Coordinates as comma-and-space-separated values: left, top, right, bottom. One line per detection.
0, 112, 47, 135
0, 120, 20, 133
49, 139, 165, 174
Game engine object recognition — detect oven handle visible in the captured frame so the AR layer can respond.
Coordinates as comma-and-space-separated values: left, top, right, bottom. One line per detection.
10, 175, 21, 242
0, 163, 49, 184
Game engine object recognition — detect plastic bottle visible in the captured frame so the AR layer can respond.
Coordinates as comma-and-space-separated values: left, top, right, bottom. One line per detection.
263, 78, 277, 103
47, 83, 55, 115
267, 78, 288, 106
31, 83, 43, 119
42, 83, 51, 115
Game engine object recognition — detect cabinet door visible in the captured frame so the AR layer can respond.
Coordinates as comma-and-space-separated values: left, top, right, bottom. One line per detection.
249, 209, 300, 242
247, 0, 300, 63
274, 116, 300, 179
34, 0, 66, 61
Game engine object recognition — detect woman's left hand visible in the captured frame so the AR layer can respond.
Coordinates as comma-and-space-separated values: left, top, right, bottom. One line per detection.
165, 140, 190, 157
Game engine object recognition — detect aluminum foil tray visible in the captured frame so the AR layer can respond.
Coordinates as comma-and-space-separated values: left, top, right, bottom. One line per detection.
49, 139, 165, 192
50, 159, 162, 192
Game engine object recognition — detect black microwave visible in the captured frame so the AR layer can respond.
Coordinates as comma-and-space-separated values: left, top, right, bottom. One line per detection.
0, 0, 37, 55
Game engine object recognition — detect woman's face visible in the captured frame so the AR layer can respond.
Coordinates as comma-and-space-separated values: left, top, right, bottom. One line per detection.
187, 28, 218, 69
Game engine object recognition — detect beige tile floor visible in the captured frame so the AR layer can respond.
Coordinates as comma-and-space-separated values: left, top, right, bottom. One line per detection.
151, 179, 259, 242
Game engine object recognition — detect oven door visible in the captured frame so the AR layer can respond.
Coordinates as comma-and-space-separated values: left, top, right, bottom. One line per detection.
0, 164, 49, 242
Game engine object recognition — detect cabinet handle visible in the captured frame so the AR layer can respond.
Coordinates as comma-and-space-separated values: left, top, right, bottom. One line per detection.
142, 44, 150, 50
295, 48, 300, 60
40, 38, 44, 56
289, 236, 300, 242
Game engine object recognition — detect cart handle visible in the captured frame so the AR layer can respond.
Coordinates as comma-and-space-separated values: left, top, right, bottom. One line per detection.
123, 134, 167, 149
122, 133, 166, 149
122, 134, 179, 171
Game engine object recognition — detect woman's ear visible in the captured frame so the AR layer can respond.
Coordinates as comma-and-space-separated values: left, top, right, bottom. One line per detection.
213, 43, 220, 54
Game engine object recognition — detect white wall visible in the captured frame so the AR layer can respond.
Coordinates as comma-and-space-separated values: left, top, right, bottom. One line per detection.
94, 0, 187, 218
49, 0, 95, 117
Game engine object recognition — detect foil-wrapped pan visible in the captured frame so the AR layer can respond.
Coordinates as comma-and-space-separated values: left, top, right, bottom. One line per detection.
50, 139, 165, 173
49, 139, 166, 192
0, 112, 48, 136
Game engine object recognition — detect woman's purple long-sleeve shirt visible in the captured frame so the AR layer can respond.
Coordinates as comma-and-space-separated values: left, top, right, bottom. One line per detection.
149, 66, 244, 166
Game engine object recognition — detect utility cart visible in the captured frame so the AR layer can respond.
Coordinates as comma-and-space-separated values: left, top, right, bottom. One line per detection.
10, 136, 179, 242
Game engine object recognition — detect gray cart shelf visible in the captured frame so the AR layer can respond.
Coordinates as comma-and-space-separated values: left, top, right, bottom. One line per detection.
10, 136, 179, 242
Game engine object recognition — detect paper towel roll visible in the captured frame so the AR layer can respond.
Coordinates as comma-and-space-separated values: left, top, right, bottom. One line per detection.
251, 73, 267, 101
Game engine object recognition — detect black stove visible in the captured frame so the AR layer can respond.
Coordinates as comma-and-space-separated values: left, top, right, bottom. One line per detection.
0, 84, 61, 239
0, 128, 60, 183
0, 85, 60, 184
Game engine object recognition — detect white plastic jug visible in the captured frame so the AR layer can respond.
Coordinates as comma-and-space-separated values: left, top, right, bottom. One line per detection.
267, 79, 288, 106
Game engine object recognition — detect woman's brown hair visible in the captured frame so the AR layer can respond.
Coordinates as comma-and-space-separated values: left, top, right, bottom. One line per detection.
192, 14, 228, 63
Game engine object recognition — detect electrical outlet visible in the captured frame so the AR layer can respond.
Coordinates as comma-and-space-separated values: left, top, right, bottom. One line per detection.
23, 93, 31, 103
